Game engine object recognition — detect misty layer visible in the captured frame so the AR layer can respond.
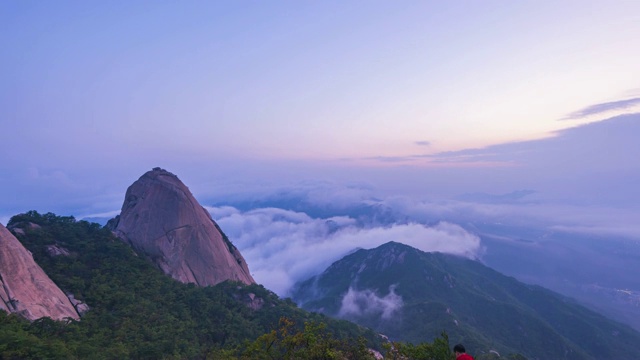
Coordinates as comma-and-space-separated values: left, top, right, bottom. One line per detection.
339, 285, 403, 320
207, 205, 481, 296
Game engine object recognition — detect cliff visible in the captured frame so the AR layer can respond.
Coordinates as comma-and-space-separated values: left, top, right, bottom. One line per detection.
108, 168, 254, 286
0, 223, 79, 321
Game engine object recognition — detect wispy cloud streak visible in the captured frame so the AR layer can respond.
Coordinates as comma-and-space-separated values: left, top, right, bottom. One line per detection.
563, 97, 640, 120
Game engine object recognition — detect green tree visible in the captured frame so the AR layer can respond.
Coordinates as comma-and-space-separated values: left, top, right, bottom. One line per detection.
383, 331, 453, 360
235, 317, 376, 360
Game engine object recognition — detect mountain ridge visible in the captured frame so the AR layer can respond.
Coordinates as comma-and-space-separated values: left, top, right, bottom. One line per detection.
292, 241, 640, 359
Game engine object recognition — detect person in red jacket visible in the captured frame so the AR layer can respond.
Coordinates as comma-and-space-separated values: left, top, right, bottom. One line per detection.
453, 344, 474, 360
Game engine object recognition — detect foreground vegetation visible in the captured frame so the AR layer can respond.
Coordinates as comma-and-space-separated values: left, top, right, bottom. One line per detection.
2, 212, 377, 359
3, 211, 522, 359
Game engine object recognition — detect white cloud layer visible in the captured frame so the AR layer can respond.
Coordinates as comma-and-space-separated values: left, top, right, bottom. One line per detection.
206, 206, 482, 296
78, 210, 121, 221
377, 196, 640, 240
339, 285, 403, 320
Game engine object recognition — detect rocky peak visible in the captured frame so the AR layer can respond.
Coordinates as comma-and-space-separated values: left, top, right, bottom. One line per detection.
0, 224, 79, 321
109, 168, 255, 286
366, 241, 408, 271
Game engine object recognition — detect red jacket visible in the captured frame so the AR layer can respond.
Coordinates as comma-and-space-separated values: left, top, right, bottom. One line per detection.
456, 354, 474, 360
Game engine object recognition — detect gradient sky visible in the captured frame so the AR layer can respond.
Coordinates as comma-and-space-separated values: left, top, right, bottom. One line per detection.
2, 1, 640, 220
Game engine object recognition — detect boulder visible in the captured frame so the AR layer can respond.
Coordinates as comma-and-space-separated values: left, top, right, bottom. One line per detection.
67, 293, 90, 316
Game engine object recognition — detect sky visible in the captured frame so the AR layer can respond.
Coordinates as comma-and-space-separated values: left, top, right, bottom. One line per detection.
2, 1, 640, 327
2, 1, 640, 221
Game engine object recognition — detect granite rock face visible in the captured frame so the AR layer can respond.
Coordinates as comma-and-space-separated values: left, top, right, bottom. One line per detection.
109, 168, 255, 286
0, 224, 79, 321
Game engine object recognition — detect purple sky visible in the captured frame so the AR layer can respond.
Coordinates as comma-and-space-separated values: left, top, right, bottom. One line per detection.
1, 1, 640, 222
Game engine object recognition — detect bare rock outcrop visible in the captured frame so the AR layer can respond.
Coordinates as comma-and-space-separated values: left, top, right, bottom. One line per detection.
0, 224, 79, 321
46, 244, 71, 257
67, 293, 90, 316
109, 168, 255, 286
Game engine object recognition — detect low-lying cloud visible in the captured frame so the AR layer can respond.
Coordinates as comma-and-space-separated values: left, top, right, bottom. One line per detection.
378, 195, 640, 239
206, 206, 482, 296
204, 174, 640, 309
339, 285, 403, 320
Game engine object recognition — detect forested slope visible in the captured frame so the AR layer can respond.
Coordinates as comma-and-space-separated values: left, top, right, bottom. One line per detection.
0, 211, 378, 359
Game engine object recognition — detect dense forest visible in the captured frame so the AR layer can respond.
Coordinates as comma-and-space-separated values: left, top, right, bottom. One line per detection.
1, 212, 372, 359
1, 211, 492, 360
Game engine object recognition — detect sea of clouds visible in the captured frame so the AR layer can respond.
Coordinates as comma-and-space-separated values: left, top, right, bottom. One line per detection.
206, 204, 482, 296
201, 171, 640, 298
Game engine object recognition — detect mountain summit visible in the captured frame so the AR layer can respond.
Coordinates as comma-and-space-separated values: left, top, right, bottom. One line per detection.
108, 168, 254, 286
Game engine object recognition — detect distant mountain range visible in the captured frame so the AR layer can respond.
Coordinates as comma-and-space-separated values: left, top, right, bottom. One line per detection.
206, 189, 640, 334
292, 241, 640, 359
